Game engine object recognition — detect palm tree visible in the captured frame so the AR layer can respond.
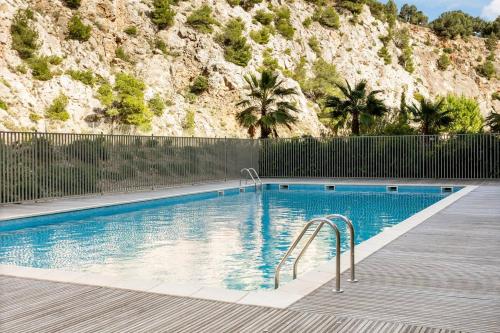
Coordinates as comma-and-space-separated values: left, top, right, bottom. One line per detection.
407, 98, 452, 135
325, 80, 388, 136
236, 71, 298, 138
486, 111, 500, 133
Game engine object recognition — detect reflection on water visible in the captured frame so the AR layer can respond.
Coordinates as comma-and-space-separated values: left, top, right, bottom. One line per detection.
0, 188, 446, 290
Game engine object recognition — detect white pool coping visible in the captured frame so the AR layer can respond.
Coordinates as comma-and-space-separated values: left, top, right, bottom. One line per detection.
0, 182, 477, 309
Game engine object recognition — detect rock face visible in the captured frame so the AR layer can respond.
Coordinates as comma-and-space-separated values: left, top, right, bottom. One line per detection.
0, 0, 498, 136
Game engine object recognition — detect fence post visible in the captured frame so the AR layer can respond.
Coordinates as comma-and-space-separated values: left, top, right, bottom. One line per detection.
224, 136, 227, 182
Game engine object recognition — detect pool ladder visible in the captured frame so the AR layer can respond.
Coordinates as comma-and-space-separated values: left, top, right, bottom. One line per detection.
240, 168, 263, 189
274, 214, 357, 293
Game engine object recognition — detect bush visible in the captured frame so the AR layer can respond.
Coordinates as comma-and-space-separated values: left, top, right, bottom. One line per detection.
148, 94, 165, 116
217, 18, 252, 67
187, 5, 218, 33
259, 48, 280, 72
67, 15, 91, 41
190, 75, 209, 94
443, 95, 483, 133
124, 26, 138, 36
308, 36, 321, 56
250, 27, 271, 44
431, 11, 474, 39
273, 6, 294, 40
395, 28, 414, 73
302, 58, 341, 107
45, 94, 70, 121
67, 69, 95, 85
10, 9, 39, 59
97, 83, 113, 107
312, 6, 340, 29
115, 47, 132, 62
228, 0, 262, 11
485, 34, 498, 53
154, 38, 168, 54
151, 0, 176, 30
28, 56, 53, 81
47, 55, 63, 65
63, 0, 81, 9
0, 99, 7, 110
437, 53, 451, 70
399, 4, 428, 26
337, 0, 364, 15
254, 10, 274, 26
303, 17, 313, 28
378, 46, 391, 65
476, 61, 496, 79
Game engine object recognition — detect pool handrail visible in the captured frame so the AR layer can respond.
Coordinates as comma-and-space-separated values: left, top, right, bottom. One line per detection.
247, 168, 263, 187
274, 217, 343, 293
240, 168, 261, 189
293, 214, 357, 283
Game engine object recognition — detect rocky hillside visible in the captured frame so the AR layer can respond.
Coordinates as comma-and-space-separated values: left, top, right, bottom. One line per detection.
0, 0, 498, 137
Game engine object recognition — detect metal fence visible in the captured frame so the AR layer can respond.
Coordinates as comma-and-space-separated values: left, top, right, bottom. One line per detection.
259, 134, 500, 179
1, 132, 499, 204
0, 132, 259, 204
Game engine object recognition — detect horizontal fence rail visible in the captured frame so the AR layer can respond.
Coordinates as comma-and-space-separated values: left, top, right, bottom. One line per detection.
259, 134, 500, 180
1, 132, 499, 204
0, 132, 259, 204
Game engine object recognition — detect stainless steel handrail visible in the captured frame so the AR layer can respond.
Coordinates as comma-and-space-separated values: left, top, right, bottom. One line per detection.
292, 214, 357, 284
240, 168, 256, 187
325, 214, 357, 283
274, 217, 343, 293
248, 168, 263, 186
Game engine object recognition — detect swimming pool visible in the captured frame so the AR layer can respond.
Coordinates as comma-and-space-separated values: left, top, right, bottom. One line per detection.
0, 184, 460, 291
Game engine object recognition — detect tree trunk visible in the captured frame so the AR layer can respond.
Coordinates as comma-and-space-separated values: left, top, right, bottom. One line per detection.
261, 127, 271, 139
352, 112, 360, 136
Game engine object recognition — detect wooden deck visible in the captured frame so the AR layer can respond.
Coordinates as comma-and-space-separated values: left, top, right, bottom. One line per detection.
1, 185, 500, 332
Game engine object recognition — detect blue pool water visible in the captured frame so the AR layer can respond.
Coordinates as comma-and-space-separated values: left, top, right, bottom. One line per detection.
0, 184, 458, 290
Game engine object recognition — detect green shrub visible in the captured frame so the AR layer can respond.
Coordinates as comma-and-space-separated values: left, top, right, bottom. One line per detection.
47, 55, 63, 65
273, 6, 294, 40
443, 47, 453, 54
308, 36, 321, 56
151, 0, 176, 30
0, 99, 7, 110
183, 109, 195, 134
476, 61, 496, 79
485, 34, 498, 52
443, 94, 484, 133
187, 5, 218, 33
493, 91, 500, 101
112, 73, 153, 130
301, 58, 341, 107
431, 11, 474, 39
45, 94, 70, 121
398, 3, 428, 26
259, 48, 280, 72
395, 28, 414, 73
337, 0, 364, 15
148, 94, 165, 116
124, 26, 138, 36
67, 69, 95, 85
97, 83, 113, 107
303, 17, 313, 28
63, 0, 81, 9
115, 46, 132, 62
250, 27, 271, 44
228, 0, 262, 11
217, 18, 252, 67
190, 75, 209, 94
254, 10, 274, 26
27, 56, 53, 81
312, 6, 340, 29
67, 15, 91, 41
29, 112, 41, 122
378, 46, 391, 64
437, 53, 451, 70
154, 38, 168, 54
10, 9, 39, 59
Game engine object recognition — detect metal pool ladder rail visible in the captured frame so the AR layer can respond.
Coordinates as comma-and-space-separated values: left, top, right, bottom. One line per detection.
274, 214, 357, 292
240, 168, 263, 188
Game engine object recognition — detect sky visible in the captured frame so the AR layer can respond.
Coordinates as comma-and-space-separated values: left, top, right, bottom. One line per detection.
393, 0, 500, 21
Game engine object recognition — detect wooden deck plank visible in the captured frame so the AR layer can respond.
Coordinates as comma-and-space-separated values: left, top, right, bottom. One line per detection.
1, 185, 499, 332
289, 186, 500, 333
